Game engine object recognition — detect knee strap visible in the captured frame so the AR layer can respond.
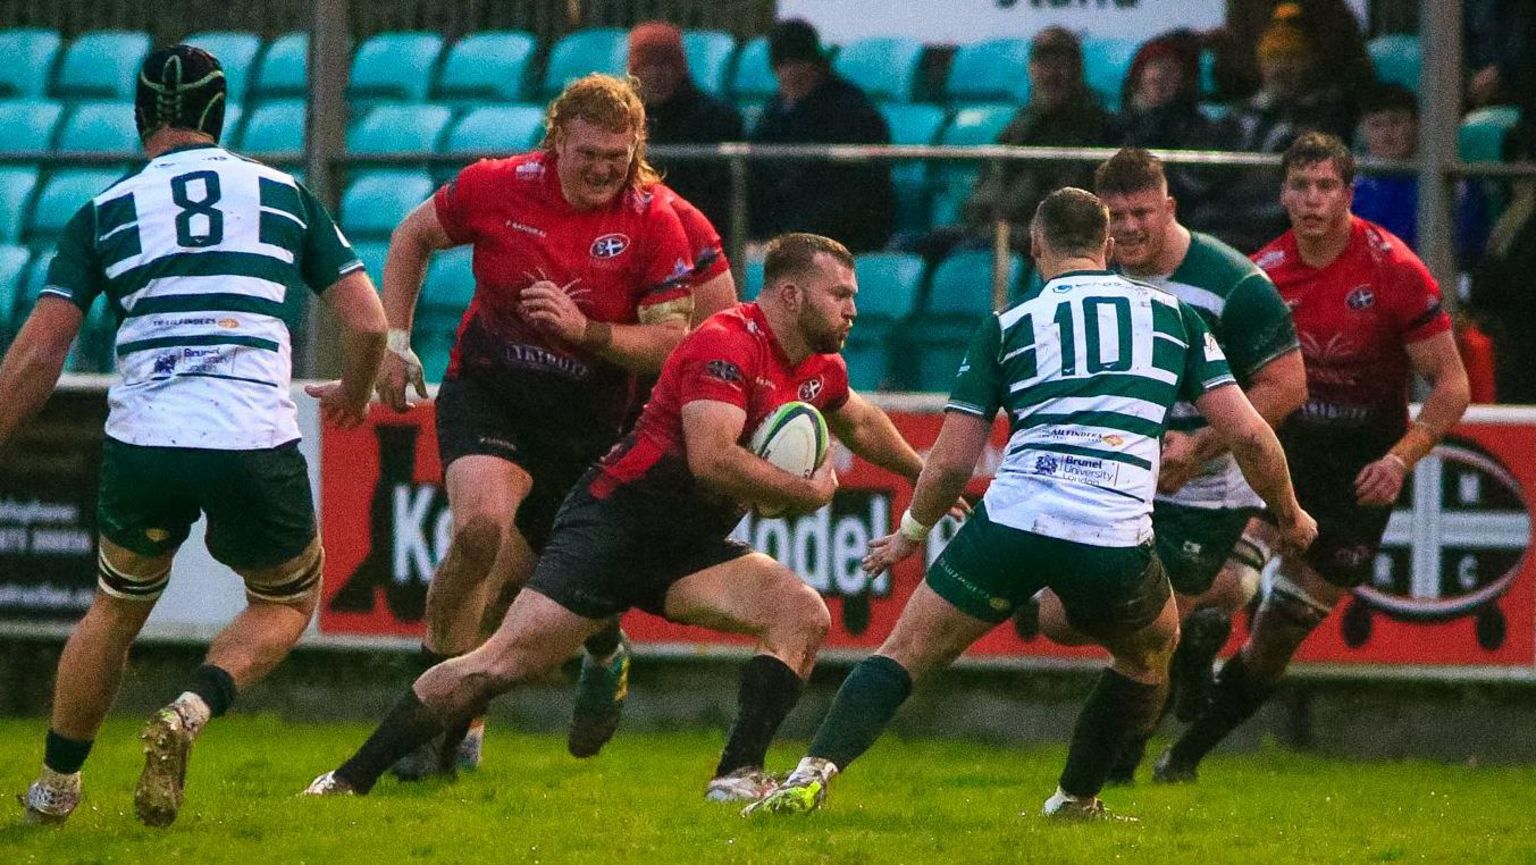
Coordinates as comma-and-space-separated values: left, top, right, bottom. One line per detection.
97, 549, 171, 602
242, 544, 325, 603
1265, 572, 1332, 630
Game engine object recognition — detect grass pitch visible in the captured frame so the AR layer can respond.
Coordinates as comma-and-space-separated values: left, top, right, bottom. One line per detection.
2, 716, 1533, 864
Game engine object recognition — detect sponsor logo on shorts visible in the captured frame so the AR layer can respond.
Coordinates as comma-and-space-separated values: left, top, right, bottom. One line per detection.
590, 233, 630, 259
798, 377, 823, 401
705, 359, 743, 385
1346, 285, 1375, 310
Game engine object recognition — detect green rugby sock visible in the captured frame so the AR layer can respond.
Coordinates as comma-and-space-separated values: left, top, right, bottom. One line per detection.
807, 654, 913, 771
1059, 668, 1165, 798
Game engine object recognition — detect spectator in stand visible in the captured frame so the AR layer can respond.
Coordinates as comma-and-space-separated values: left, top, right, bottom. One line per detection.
628, 22, 743, 242
1110, 31, 1214, 150
1471, 182, 1536, 403
1351, 84, 1488, 263
1186, 5, 1355, 252
748, 19, 895, 253
959, 26, 1113, 251
1209, 0, 1374, 109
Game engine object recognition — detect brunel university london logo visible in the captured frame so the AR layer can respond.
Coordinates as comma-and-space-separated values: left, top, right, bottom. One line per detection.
1340, 437, 1530, 651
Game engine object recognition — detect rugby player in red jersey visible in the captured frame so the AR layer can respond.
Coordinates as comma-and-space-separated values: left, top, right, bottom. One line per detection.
306, 234, 937, 802
355, 74, 698, 777
1154, 132, 1470, 782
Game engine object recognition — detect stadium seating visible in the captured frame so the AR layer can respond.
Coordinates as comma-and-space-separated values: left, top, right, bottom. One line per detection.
0, 28, 62, 100
833, 37, 924, 103
1460, 106, 1521, 163
416, 246, 476, 381
347, 105, 454, 181
253, 32, 309, 100
929, 104, 1016, 227
683, 30, 736, 97
0, 243, 30, 335
729, 36, 777, 103
845, 252, 926, 389
0, 169, 39, 246
541, 28, 627, 97
350, 239, 390, 284
432, 30, 537, 106
1368, 34, 1420, 92
879, 103, 946, 233
183, 30, 262, 103
55, 101, 139, 154
1082, 36, 1138, 113
25, 169, 124, 249
442, 104, 546, 158
740, 256, 765, 300
237, 99, 306, 155
348, 31, 444, 105
340, 171, 436, 241
19, 250, 55, 309
925, 249, 1020, 318
0, 99, 65, 153
52, 30, 151, 101
945, 38, 1032, 106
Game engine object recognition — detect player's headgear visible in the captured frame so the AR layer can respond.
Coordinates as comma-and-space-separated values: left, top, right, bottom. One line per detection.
135, 44, 227, 143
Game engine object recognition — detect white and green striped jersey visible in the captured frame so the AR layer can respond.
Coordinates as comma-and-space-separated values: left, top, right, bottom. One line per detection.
41, 144, 363, 450
1141, 232, 1298, 510
947, 269, 1236, 547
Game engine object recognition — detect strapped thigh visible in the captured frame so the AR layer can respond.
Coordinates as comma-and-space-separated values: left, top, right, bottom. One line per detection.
239, 541, 324, 604
96, 546, 172, 602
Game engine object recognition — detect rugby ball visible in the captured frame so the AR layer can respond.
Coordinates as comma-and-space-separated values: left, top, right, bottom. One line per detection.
748, 401, 829, 517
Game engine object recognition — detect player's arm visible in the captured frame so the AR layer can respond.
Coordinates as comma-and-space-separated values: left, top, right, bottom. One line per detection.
1195, 384, 1316, 555
825, 390, 923, 483
681, 399, 837, 513
1354, 331, 1471, 506
375, 198, 456, 411
861, 409, 990, 575
0, 297, 83, 449
578, 300, 691, 374
305, 271, 389, 430
691, 269, 738, 325
1169, 348, 1306, 470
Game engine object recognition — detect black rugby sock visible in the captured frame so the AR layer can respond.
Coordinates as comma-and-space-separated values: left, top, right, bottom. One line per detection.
583, 618, 625, 660
187, 663, 238, 717
417, 644, 454, 673
714, 654, 803, 777
43, 730, 94, 775
1168, 654, 1276, 767
336, 689, 447, 794
806, 654, 913, 771
1059, 668, 1165, 799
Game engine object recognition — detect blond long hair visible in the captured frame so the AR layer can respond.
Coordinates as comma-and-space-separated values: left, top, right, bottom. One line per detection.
541, 73, 660, 189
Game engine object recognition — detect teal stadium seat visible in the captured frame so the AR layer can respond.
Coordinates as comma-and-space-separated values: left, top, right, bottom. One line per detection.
350, 239, 390, 284
253, 32, 309, 100
52, 30, 150, 101
56, 101, 139, 154
833, 37, 924, 103
25, 170, 124, 249
439, 104, 546, 182
0, 243, 31, 337
740, 256, 765, 300
879, 104, 946, 233
417, 246, 476, 381
1368, 34, 1420, 92
1081, 36, 1138, 113
20, 250, 55, 311
683, 30, 736, 97
15, 248, 110, 371
347, 105, 454, 179
846, 252, 926, 390
237, 99, 306, 156
432, 31, 536, 106
349, 31, 445, 105
945, 38, 1032, 106
729, 36, 777, 103
1199, 49, 1216, 98
541, 28, 627, 98
930, 104, 1016, 227
0, 99, 65, 152
0, 168, 39, 245
897, 250, 1020, 391
0, 28, 62, 100
183, 31, 262, 103
340, 171, 436, 242
219, 103, 244, 146
926, 249, 1020, 318
1460, 106, 1521, 163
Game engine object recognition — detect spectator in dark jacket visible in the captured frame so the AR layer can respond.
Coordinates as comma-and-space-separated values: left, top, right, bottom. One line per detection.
961, 27, 1112, 250
748, 19, 895, 253
1110, 32, 1215, 150
628, 22, 743, 240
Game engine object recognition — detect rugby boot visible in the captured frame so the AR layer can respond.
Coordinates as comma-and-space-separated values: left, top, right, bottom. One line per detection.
1151, 749, 1199, 784
705, 767, 779, 803
302, 771, 356, 796
740, 758, 835, 816
567, 634, 630, 758
1041, 788, 1139, 822
19, 768, 80, 825
134, 706, 196, 827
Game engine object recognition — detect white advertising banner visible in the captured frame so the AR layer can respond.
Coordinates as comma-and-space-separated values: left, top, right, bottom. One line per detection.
775, 0, 1227, 44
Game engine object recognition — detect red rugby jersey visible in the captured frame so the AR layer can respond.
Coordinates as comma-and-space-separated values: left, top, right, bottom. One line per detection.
1252, 216, 1450, 438
656, 183, 730, 284
592, 303, 849, 520
433, 151, 695, 434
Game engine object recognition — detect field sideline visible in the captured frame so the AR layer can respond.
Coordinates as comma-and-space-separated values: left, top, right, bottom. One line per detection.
2, 717, 1533, 864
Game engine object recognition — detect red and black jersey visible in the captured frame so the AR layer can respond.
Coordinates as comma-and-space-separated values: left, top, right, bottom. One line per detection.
591, 302, 849, 529
432, 151, 695, 437
655, 183, 730, 284
1253, 216, 1450, 443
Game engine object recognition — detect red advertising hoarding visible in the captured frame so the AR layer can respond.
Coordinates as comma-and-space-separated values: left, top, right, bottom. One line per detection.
319, 401, 1535, 670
